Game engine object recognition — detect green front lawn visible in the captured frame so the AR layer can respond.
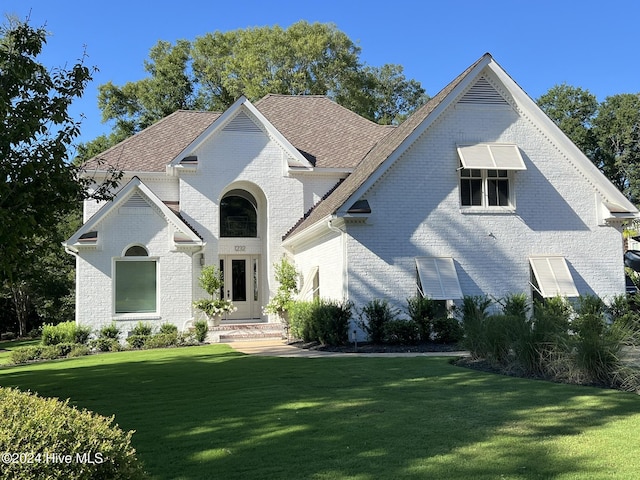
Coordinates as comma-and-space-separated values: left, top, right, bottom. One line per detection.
1, 345, 639, 479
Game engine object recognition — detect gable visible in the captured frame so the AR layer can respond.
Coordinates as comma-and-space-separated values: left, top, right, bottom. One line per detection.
284, 53, 638, 243
169, 97, 313, 170
64, 178, 203, 252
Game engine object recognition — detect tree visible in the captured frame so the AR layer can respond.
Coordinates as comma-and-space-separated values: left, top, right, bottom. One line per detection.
538, 86, 640, 205
348, 64, 429, 125
93, 21, 428, 141
0, 19, 121, 335
592, 94, 640, 203
537, 83, 598, 157
98, 39, 194, 138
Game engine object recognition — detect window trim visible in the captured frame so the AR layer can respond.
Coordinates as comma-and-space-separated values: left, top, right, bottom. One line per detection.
112, 256, 160, 318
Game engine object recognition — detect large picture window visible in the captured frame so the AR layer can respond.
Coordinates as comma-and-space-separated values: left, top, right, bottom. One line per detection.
115, 246, 157, 314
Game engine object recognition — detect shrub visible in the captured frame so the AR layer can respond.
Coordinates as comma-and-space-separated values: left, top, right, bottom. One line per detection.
383, 319, 419, 345
502, 293, 529, 319
311, 299, 352, 346
193, 320, 208, 343
41, 321, 74, 346
99, 322, 121, 340
0, 387, 147, 479
74, 325, 92, 345
288, 301, 315, 342
289, 299, 351, 345
10, 346, 43, 365
130, 322, 153, 336
126, 335, 148, 349
176, 331, 198, 346
431, 316, 464, 344
41, 322, 91, 346
68, 344, 91, 358
159, 323, 178, 335
264, 257, 298, 317
144, 333, 178, 349
92, 337, 122, 353
406, 296, 441, 341
39, 343, 75, 360
460, 295, 492, 358
360, 299, 398, 344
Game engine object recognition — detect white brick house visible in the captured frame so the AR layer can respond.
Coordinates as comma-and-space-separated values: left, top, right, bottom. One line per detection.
65, 53, 638, 338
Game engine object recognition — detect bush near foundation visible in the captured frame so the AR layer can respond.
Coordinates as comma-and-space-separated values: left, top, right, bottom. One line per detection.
289, 299, 352, 345
0, 387, 147, 479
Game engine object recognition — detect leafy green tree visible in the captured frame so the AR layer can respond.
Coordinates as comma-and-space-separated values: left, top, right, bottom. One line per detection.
0, 19, 120, 334
538, 85, 640, 204
350, 64, 428, 125
537, 83, 598, 157
94, 21, 428, 140
592, 93, 640, 202
191, 22, 362, 111
98, 39, 194, 138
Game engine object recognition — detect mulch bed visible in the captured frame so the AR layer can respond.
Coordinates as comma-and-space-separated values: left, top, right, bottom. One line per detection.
289, 340, 464, 354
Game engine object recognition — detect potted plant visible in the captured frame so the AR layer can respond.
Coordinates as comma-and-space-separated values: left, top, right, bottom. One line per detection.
193, 265, 236, 326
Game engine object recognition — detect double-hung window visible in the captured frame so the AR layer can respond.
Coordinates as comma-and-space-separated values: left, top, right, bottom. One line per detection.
457, 144, 526, 209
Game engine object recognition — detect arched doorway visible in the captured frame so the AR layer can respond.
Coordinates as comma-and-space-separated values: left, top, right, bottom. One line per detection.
219, 187, 264, 321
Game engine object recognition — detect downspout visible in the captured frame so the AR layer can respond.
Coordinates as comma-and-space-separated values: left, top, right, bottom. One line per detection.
184, 245, 206, 332
63, 245, 80, 324
327, 218, 348, 301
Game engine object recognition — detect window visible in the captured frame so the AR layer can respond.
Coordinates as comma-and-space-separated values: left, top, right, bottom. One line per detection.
460, 169, 511, 207
115, 246, 157, 314
457, 144, 525, 209
220, 190, 257, 237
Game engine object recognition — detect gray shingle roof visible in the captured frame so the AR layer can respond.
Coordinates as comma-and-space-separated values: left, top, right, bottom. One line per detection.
255, 94, 394, 168
284, 54, 490, 239
83, 110, 222, 173
83, 95, 393, 173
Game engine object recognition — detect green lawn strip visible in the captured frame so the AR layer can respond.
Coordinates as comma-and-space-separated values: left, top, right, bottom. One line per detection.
0, 338, 40, 365
1, 345, 639, 479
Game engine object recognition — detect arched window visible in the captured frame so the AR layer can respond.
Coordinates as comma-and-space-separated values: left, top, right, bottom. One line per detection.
124, 245, 148, 256
220, 190, 257, 238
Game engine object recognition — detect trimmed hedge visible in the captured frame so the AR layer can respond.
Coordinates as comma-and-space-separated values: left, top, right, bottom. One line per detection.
0, 387, 147, 479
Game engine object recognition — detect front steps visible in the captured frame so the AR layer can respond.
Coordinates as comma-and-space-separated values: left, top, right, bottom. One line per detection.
207, 322, 285, 343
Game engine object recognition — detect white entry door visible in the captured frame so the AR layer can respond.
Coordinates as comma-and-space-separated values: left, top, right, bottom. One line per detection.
220, 255, 261, 321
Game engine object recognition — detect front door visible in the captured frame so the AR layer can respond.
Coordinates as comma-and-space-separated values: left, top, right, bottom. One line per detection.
220, 255, 261, 321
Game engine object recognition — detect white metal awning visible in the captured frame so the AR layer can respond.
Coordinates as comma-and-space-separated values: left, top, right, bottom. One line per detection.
529, 256, 579, 298
457, 144, 526, 170
415, 257, 463, 300
297, 266, 319, 301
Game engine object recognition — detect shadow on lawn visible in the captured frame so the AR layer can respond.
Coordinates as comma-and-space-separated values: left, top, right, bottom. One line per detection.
1, 345, 639, 479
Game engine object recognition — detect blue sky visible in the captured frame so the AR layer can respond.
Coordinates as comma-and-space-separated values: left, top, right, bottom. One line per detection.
4, 0, 640, 147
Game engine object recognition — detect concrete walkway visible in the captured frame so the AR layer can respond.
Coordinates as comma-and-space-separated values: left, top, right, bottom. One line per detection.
226, 339, 469, 358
